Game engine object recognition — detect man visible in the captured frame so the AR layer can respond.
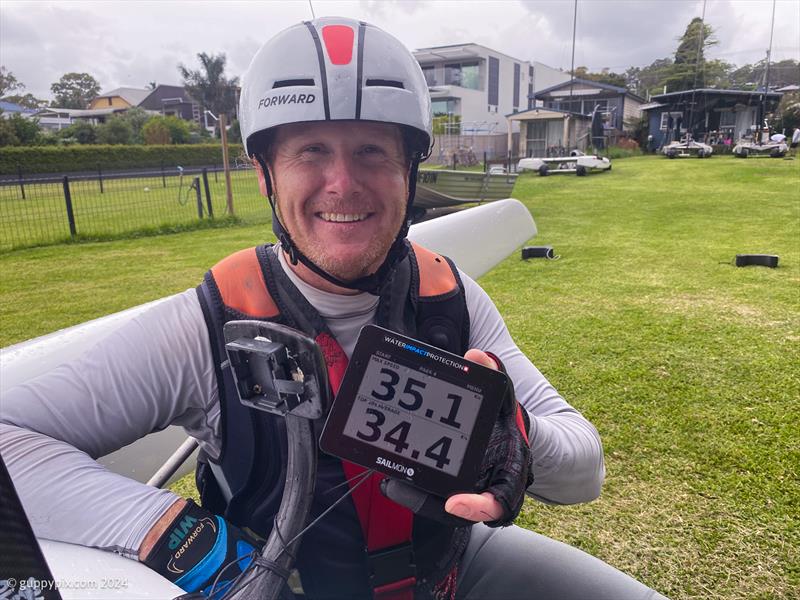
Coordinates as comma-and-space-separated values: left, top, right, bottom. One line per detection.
0, 17, 667, 600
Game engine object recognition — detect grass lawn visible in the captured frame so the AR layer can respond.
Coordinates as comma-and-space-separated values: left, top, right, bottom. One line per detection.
1, 155, 798, 599
0, 168, 269, 251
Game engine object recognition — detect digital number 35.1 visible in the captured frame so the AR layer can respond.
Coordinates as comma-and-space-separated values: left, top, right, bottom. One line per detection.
355, 408, 453, 470
371, 367, 463, 429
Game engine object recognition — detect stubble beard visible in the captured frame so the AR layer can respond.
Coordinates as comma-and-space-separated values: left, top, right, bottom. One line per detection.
275, 196, 405, 282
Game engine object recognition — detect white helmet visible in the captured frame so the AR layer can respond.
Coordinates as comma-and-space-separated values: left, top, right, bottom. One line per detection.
240, 17, 432, 158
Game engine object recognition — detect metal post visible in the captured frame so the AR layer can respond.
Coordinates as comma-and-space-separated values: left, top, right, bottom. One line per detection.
17, 164, 25, 200
214, 164, 218, 183
452, 154, 456, 171
193, 177, 203, 219
161, 161, 167, 188
220, 114, 235, 216
62, 176, 77, 237
483, 151, 487, 172
202, 168, 213, 218
97, 164, 104, 194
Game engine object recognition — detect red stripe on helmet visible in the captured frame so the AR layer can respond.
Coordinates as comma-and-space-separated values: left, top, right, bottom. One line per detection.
321, 25, 355, 65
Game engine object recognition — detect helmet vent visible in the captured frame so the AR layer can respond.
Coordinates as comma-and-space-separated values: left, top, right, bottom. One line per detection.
273, 78, 316, 89
365, 79, 404, 89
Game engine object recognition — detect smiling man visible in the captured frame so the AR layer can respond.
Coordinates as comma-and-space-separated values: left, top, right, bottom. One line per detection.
0, 17, 667, 600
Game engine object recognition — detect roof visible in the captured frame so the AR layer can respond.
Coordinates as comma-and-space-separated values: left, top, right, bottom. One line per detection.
33, 107, 126, 118
94, 87, 151, 106
651, 88, 783, 101
506, 107, 592, 121
0, 100, 37, 114
414, 42, 526, 65
532, 77, 644, 100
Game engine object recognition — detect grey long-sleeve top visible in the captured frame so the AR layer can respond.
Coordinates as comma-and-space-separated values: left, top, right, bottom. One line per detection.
0, 258, 604, 560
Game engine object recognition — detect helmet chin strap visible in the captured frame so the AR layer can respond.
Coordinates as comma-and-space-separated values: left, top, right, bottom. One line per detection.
255, 155, 421, 295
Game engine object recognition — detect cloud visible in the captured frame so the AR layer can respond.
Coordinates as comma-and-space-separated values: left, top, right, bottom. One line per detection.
1, 0, 797, 102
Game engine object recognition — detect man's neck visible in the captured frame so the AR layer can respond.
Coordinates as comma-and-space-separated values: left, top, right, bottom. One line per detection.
283, 250, 362, 296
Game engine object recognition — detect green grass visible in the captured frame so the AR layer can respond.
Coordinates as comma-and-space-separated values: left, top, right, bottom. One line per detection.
1, 155, 798, 599
0, 168, 270, 251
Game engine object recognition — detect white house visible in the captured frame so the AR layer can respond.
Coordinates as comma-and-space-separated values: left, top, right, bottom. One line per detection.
413, 43, 569, 136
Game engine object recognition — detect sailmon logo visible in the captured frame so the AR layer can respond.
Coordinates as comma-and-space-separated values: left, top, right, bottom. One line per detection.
376, 456, 414, 477
258, 93, 316, 109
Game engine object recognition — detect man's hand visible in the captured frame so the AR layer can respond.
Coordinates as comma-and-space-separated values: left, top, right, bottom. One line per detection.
381, 349, 533, 527
444, 349, 532, 526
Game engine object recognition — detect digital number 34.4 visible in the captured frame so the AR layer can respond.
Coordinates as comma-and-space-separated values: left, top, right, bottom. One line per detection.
355, 408, 453, 470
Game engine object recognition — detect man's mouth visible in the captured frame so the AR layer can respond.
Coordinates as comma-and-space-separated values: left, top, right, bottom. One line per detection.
317, 212, 370, 223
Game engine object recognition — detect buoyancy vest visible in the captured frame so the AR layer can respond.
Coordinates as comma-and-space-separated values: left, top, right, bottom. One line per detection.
194, 242, 471, 600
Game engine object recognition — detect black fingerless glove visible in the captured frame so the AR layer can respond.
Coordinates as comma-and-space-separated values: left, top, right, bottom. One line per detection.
478, 352, 533, 527
143, 500, 262, 597
381, 354, 533, 528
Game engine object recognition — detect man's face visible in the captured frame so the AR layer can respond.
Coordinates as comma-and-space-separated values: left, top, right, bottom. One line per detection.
268, 121, 409, 282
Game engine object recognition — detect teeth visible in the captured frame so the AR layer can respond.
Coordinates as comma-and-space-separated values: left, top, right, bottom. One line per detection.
319, 213, 368, 223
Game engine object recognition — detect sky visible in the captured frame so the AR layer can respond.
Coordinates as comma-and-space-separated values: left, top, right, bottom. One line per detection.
2, 0, 799, 101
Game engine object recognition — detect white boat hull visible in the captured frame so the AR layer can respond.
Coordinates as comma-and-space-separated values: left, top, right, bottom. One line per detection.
518, 155, 611, 175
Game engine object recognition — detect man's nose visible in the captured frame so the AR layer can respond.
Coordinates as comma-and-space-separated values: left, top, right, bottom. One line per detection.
323, 154, 363, 195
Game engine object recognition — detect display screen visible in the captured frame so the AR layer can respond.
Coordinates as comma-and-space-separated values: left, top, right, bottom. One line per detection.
342, 352, 482, 476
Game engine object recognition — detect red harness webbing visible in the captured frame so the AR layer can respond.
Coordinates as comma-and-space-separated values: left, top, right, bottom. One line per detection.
210, 244, 461, 600
317, 332, 415, 600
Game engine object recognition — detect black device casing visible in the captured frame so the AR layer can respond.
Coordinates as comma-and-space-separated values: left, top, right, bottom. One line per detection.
320, 325, 508, 498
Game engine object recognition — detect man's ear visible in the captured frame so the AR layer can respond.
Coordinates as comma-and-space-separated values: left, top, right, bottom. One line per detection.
252, 157, 269, 197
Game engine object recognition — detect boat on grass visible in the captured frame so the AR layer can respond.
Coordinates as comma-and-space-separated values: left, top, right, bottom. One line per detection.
414, 169, 518, 210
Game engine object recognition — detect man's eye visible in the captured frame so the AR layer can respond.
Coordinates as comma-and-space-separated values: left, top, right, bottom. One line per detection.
361, 145, 385, 155
302, 145, 323, 153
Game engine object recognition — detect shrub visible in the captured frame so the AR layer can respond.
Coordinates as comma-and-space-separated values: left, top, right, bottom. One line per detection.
142, 118, 171, 144
0, 143, 244, 174
59, 121, 97, 144
96, 117, 133, 145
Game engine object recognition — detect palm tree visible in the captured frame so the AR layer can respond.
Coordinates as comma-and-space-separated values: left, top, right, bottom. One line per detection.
178, 53, 240, 133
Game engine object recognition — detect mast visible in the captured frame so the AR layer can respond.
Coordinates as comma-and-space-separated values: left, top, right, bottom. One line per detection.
686, 0, 707, 143
756, 0, 777, 144
568, 0, 577, 149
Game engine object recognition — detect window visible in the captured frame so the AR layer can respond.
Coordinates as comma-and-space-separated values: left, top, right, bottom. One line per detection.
431, 99, 457, 116
488, 57, 499, 106
659, 111, 683, 130
421, 66, 436, 86
444, 62, 480, 89
513, 63, 521, 110
719, 110, 736, 127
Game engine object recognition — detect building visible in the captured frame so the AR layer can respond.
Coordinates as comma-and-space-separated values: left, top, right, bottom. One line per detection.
139, 85, 201, 125
413, 43, 568, 136
88, 87, 151, 110
642, 88, 784, 147
31, 107, 133, 131
507, 108, 592, 157
532, 78, 645, 133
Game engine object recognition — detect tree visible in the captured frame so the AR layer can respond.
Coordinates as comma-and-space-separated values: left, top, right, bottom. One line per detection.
0, 66, 24, 97
774, 91, 800, 132
179, 53, 239, 130
665, 17, 718, 92
142, 115, 191, 144
96, 117, 133, 144
573, 67, 627, 89
2, 93, 48, 109
51, 73, 101, 109
59, 120, 97, 144
118, 107, 151, 143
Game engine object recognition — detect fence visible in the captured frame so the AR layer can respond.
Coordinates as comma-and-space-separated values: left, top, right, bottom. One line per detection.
428, 133, 518, 166
0, 164, 270, 251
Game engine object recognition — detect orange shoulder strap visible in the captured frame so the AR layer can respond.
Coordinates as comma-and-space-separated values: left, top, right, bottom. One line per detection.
210, 248, 279, 319
410, 242, 457, 298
